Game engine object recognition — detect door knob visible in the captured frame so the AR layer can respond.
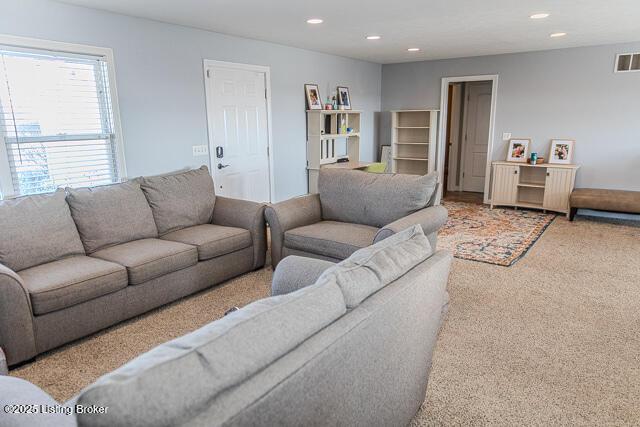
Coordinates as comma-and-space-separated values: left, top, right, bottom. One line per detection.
217, 163, 230, 170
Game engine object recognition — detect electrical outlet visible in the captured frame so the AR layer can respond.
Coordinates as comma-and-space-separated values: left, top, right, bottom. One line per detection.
502, 132, 512, 141
192, 145, 209, 156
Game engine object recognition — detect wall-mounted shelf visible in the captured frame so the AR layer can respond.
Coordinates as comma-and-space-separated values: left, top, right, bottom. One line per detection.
391, 110, 439, 175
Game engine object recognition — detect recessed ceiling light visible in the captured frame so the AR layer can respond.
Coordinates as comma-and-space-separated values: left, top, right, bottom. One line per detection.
407, 47, 420, 52
306, 18, 323, 24
366, 35, 381, 40
550, 32, 567, 38
530, 13, 550, 19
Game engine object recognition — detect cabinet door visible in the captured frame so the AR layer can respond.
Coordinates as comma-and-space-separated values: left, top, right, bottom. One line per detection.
491, 164, 519, 205
543, 168, 573, 212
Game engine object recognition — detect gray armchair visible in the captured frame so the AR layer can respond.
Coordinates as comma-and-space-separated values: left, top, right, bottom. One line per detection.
265, 169, 447, 267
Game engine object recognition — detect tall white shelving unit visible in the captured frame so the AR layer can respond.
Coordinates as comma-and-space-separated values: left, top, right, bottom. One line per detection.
391, 110, 439, 175
306, 110, 361, 192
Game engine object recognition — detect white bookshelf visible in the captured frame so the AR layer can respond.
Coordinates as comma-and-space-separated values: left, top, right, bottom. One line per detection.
307, 110, 362, 192
391, 110, 439, 175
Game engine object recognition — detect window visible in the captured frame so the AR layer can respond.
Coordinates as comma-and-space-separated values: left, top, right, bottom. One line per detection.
0, 37, 124, 198
615, 52, 640, 73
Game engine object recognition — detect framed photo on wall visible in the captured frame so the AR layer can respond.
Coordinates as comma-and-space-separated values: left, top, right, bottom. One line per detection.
549, 139, 575, 164
506, 138, 530, 162
305, 84, 323, 110
337, 86, 351, 110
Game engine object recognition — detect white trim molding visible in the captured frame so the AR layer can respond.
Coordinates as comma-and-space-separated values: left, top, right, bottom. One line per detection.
0, 33, 127, 197
437, 74, 499, 205
202, 59, 275, 203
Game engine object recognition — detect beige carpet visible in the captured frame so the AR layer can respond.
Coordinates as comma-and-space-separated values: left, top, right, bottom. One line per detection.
11, 217, 640, 425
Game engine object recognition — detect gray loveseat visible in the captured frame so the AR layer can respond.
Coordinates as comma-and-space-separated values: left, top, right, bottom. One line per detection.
0, 166, 266, 367
0, 225, 452, 427
265, 168, 448, 267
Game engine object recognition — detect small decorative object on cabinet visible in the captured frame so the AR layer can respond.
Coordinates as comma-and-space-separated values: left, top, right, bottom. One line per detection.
304, 84, 323, 110
490, 161, 580, 218
527, 156, 544, 164
391, 109, 439, 175
506, 138, 530, 162
324, 96, 333, 110
549, 139, 575, 164
307, 109, 367, 192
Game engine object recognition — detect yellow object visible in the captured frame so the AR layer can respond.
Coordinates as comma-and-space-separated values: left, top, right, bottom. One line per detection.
364, 163, 387, 173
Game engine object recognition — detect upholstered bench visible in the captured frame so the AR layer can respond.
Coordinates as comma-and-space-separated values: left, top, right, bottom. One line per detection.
569, 188, 640, 220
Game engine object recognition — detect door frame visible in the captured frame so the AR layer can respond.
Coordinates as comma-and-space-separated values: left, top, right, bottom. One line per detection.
203, 59, 275, 202
445, 82, 463, 193
436, 74, 498, 204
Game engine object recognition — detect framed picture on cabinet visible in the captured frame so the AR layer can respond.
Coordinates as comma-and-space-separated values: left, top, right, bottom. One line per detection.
549, 139, 575, 164
506, 138, 530, 162
304, 84, 323, 110
337, 86, 351, 110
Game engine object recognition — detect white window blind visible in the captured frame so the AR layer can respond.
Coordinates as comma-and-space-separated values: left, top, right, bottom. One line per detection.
0, 46, 121, 197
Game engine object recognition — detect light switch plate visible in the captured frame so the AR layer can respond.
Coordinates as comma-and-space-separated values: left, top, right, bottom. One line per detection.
502, 132, 512, 141
192, 145, 209, 156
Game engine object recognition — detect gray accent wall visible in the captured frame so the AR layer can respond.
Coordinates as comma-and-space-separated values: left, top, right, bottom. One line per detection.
381, 42, 640, 192
0, 0, 382, 202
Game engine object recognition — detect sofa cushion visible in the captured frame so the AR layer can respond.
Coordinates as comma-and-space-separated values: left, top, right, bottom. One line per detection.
284, 221, 378, 260
19, 256, 128, 315
318, 169, 438, 228
140, 166, 216, 235
91, 239, 198, 285
161, 224, 251, 261
66, 182, 158, 253
318, 224, 432, 308
75, 278, 346, 427
0, 189, 85, 272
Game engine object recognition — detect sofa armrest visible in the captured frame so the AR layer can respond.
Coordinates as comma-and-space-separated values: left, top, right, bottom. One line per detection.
0, 376, 76, 426
272, 256, 335, 296
212, 196, 267, 270
0, 264, 37, 367
264, 194, 322, 267
373, 205, 448, 249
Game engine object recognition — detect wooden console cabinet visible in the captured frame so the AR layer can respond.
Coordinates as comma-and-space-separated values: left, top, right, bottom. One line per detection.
490, 161, 580, 217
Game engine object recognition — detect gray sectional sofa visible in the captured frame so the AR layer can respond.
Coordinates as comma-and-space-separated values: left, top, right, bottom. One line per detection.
265, 168, 448, 267
0, 225, 452, 427
0, 166, 266, 367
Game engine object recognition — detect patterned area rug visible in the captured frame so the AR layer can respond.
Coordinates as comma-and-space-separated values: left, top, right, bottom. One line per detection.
438, 201, 556, 266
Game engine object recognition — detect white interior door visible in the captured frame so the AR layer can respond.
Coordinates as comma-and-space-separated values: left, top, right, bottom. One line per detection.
206, 64, 271, 202
461, 81, 492, 193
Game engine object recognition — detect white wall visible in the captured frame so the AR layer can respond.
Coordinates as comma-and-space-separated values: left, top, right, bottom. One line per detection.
381, 42, 640, 191
0, 0, 382, 201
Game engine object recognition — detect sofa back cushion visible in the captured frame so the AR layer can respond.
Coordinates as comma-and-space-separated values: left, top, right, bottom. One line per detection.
66, 182, 158, 253
0, 190, 85, 271
318, 224, 432, 308
75, 278, 346, 426
140, 166, 216, 235
318, 169, 438, 227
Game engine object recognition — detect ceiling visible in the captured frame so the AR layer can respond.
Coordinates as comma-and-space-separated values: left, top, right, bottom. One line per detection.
60, 0, 640, 64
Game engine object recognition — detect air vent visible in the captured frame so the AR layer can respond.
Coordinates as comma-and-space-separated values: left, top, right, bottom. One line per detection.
615, 53, 640, 73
